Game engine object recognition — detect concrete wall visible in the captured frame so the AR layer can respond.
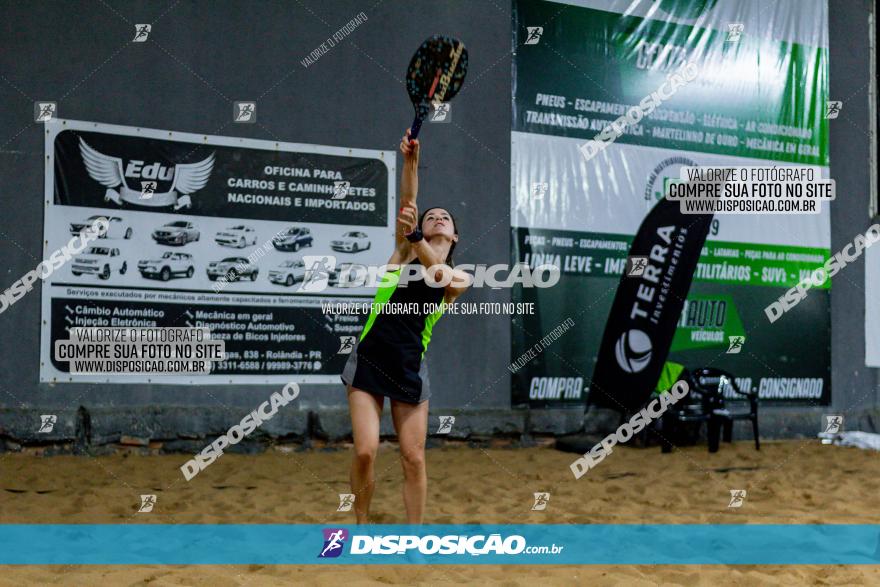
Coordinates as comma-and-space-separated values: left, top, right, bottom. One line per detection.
828, 0, 880, 419
0, 0, 876, 450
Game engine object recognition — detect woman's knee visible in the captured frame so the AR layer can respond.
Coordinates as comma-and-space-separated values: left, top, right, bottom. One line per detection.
399, 443, 425, 474
353, 443, 378, 467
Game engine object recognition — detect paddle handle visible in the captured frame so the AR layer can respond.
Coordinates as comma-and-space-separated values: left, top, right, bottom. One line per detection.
409, 115, 424, 140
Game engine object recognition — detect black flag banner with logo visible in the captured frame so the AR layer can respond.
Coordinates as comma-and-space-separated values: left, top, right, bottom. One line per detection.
588, 197, 714, 415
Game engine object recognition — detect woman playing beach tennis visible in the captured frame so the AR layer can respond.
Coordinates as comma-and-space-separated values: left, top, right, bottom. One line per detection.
341, 129, 469, 524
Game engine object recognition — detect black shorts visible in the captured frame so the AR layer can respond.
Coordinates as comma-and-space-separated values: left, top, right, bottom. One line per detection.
340, 338, 431, 404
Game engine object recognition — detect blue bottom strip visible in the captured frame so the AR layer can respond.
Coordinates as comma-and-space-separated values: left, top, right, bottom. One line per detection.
1, 524, 879, 565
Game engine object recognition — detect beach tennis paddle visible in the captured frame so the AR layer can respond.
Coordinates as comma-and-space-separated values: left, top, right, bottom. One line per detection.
405, 35, 468, 140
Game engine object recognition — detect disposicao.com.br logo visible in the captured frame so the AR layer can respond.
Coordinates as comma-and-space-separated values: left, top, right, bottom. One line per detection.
318, 529, 564, 558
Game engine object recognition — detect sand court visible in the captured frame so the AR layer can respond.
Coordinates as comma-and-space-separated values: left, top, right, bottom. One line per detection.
1, 440, 879, 584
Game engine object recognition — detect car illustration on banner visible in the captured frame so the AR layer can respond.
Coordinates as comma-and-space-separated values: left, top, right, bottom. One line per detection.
207, 257, 259, 282
138, 252, 195, 281
329, 263, 368, 287
71, 246, 127, 279
215, 225, 258, 248
69, 215, 133, 239
268, 259, 307, 286
272, 226, 313, 252
151, 220, 200, 246
331, 231, 371, 252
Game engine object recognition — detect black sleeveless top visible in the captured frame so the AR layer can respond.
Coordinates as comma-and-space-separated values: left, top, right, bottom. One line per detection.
345, 259, 446, 403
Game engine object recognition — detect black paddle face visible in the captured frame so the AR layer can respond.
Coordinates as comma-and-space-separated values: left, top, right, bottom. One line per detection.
405, 35, 468, 137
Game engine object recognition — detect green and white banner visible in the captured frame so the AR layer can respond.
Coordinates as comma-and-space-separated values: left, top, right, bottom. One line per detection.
511, 0, 831, 407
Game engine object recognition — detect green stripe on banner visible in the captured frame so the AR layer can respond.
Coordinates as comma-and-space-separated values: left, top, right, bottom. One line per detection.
518, 228, 831, 289
512, 0, 828, 165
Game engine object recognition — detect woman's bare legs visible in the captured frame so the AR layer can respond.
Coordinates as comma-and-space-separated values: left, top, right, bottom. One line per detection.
347, 386, 383, 524
390, 398, 429, 524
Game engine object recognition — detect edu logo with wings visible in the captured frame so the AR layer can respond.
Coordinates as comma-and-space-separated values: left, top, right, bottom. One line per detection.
79, 137, 215, 210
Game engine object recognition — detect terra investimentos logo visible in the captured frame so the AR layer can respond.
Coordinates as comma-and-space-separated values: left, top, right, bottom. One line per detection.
615, 329, 652, 373
613, 223, 687, 374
